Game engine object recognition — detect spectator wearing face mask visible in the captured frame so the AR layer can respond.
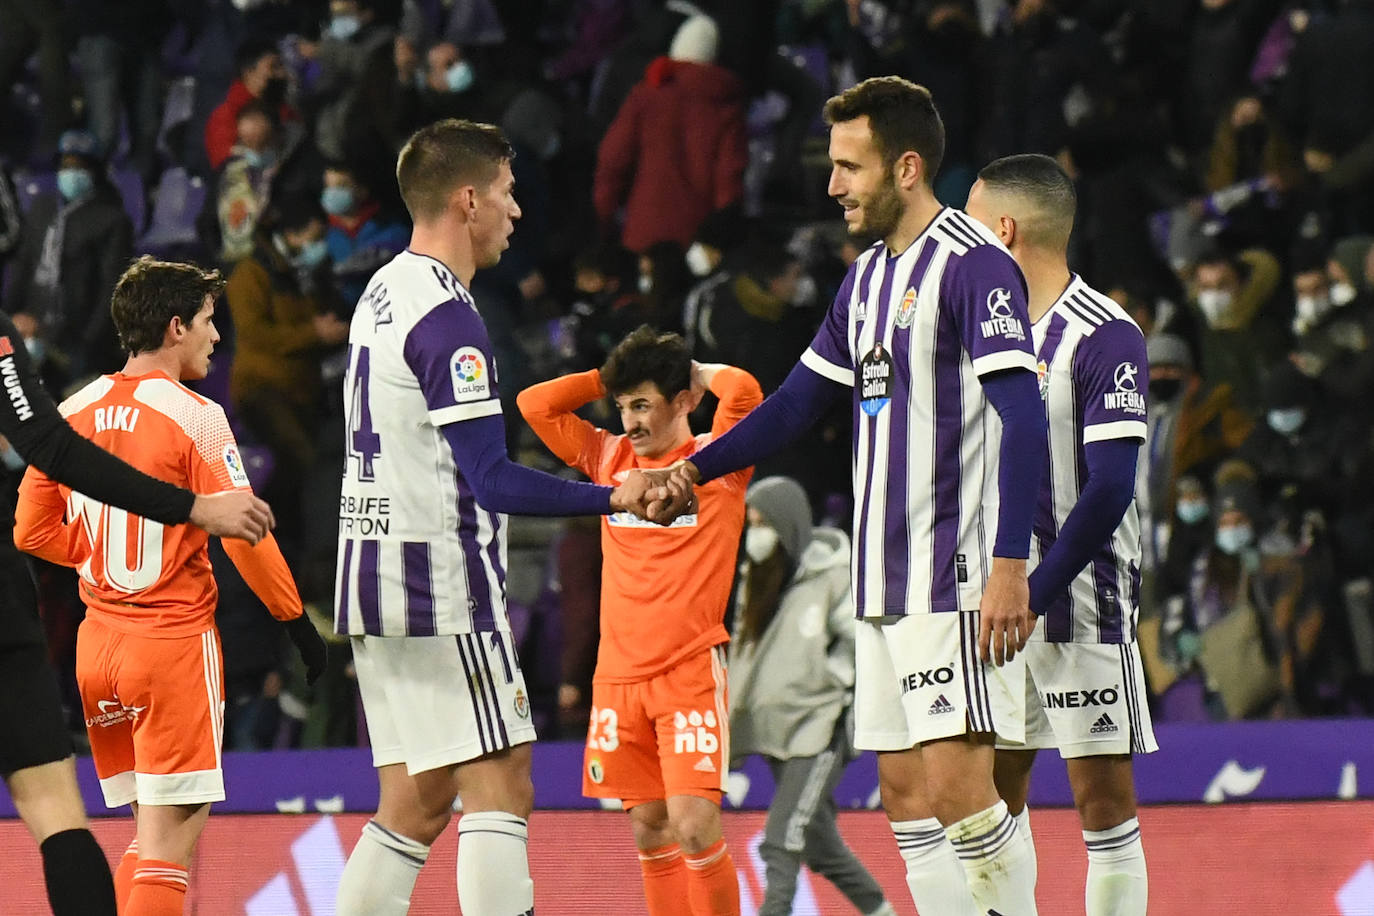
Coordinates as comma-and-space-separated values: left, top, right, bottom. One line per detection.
205, 37, 298, 172
1140, 333, 1253, 575
729, 476, 895, 916
320, 161, 408, 308
1188, 244, 1283, 405
2, 129, 131, 388
225, 196, 351, 558
1289, 236, 1374, 403
1174, 462, 1312, 720
1158, 475, 1214, 606
415, 41, 489, 124
212, 102, 284, 265
681, 204, 748, 348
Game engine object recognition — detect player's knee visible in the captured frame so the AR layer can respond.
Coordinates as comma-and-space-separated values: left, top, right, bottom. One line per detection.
669, 803, 722, 855
1075, 793, 1135, 832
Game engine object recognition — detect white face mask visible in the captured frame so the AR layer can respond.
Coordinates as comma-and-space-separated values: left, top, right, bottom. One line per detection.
638, 274, 653, 295
1331, 281, 1359, 307
1296, 292, 1332, 325
1196, 288, 1233, 325
745, 525, 779, 564
1216, 524, 1254, 555
685, 242, 714, 277
791, 274, 818, 308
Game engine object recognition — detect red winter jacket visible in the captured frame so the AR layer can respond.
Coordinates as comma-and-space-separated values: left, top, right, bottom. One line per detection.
205, 81, 299, 171
594, 58, 747, 253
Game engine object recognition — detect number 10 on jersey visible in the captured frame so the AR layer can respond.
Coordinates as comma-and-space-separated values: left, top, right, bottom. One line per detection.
347, 344, 382, 481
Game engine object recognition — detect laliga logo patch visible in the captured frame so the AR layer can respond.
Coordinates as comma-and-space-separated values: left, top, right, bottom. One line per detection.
979, 287, 1025, 341
895, 287, 917, 329
222, 444, 251, 487
1104, 361, 1146, 415
450, 346, 490, 402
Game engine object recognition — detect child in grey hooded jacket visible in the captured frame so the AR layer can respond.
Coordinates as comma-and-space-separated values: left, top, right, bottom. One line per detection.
729, 476, 895, 916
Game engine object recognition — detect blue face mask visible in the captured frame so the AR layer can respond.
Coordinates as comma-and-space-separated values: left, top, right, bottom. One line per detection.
294, 238, 329, 269
57, 168, 94, 202
329, 14, 361, 40
1267, 407, 1306, 436
241, 147, 275, 170
1176, 499, 1209, 525
1216, 524, 1254, 555
321, 186, 356, 216
446, 61, 474, 94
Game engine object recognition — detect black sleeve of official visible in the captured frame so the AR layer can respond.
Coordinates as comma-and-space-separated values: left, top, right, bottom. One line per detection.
0, 314, 195, 525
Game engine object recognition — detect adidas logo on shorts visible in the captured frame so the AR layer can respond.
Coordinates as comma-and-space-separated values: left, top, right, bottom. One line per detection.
1090, 713, 1119, 735
928, 694, 957, 716
693, 755, 716, 773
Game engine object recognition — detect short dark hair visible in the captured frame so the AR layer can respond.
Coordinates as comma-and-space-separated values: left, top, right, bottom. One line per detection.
235, 37, 279, 75
823, 77, 944, 184
396, 119, 514, 222
236, 98, 278, 127
110, 257, 225, 355
976, 153, 1077, 249
600, 325, 692, 400
268, 193, 325, 234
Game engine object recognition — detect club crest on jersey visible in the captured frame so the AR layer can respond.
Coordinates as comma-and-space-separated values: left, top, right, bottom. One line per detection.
1104, 361, 1145, 415
979, 287, 1025, 341
1036, 359, 1049, 401
587, 757, 604, 784
450, 346, 490, 402
513, 688, 530, 719
894, 287, 917, 328
222, 444, 251, 487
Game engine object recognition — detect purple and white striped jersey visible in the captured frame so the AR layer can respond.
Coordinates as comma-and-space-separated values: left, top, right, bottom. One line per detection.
802, 208, 1036, 618
1030, 274, 1147, 644
334, 250, 508, 637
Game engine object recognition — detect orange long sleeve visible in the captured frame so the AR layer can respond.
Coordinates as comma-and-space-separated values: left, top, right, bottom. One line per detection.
708, 365, 764, 439
221, 533, 304, 621
14, 466, 83, 568
516, 369, 610, 478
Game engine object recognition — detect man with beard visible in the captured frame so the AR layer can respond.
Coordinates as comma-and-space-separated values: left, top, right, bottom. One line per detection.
650, 77, 1047, 914
518, 328, 761, 916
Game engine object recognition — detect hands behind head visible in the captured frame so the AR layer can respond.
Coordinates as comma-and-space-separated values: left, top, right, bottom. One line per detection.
610, 460, 701, 526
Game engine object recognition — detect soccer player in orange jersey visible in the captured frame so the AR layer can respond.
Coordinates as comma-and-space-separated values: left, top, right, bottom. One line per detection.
518, 326, 761, 916
13, 256, 326, 916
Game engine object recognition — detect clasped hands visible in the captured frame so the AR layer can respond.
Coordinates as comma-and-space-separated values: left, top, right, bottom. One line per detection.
609, 460, 702, 526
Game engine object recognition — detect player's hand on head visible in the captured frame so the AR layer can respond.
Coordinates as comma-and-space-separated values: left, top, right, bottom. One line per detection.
979, 557, 1032, 667
191, 491, 275, 544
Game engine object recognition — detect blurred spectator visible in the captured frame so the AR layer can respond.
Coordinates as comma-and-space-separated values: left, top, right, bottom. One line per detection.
1188, 245, 1284, 401
729, 476, 891, 915
0, 0, 71, 162
1279, 0, 1374, 232
321, 160, 408, 307
682, 205, 750, 348
559, 243, 646, 374
212, 101, 288, 264
1202, 94, 1301, 253
1289, 236, 1374, 399
594, 14, 748, 252
311, 0, 398, 161
637, 240, 692, 334
206, 36, 297, 172
71, 0, 170, 182
1183, 0, 1277, 154
226, 196, 350, 556
1158, 474, 1215, 606
2, 129, 131, 388
1141, 332, 1254, 562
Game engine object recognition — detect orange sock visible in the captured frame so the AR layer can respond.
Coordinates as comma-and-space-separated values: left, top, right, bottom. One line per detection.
639, 843, 692, 916
114, 840, 139, 914
126, 859, 188, 916
683, 838, 739, 916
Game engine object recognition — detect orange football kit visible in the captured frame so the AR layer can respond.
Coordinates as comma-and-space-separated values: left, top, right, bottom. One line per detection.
519, 367, 761, 805
14, 370, 305, 807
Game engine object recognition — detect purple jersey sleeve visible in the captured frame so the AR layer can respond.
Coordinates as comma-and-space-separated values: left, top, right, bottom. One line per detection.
401, 297, 503, 426
942, 244, 1036, 377
1076, 319, 1148, 443
799, 261, 857, 386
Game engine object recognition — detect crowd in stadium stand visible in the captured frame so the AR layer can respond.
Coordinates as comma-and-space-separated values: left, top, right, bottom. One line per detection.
2, 0, 1374, 751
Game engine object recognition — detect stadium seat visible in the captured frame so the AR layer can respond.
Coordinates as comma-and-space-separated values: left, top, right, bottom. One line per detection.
110, 166, 146, 235
138, 166, 206, 256
156, 76, 197, 165
12, 170, 55, 213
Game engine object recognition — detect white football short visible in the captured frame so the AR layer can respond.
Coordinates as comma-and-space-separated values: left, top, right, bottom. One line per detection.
998, 639, 1158, 758
353, 631, 536, 774
854, 612, 1026, 751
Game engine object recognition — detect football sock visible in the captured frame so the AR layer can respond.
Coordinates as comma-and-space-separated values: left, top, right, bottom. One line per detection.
336, 819, 430, 916
1015, 805, 1038, 891
639, 842, 692, 915
683, 838, 740, 915
115, 838, 139, 914
457, 811, 535, 915
891, 817, 979, 916
125, 859, 187, 916
1084, 817, 1147, 916
947, 801, 1038, 915
40, 828, 117, 916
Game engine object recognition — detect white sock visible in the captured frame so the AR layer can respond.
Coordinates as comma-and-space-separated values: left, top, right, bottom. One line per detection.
865, 904, 898, 916
1014, 805, 1037, 892
457, 811, 535, 915
946, 800, 1038, 915
891, 817, 979, 916
336, 820, 430, 916
1084, 817, 1147, 916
